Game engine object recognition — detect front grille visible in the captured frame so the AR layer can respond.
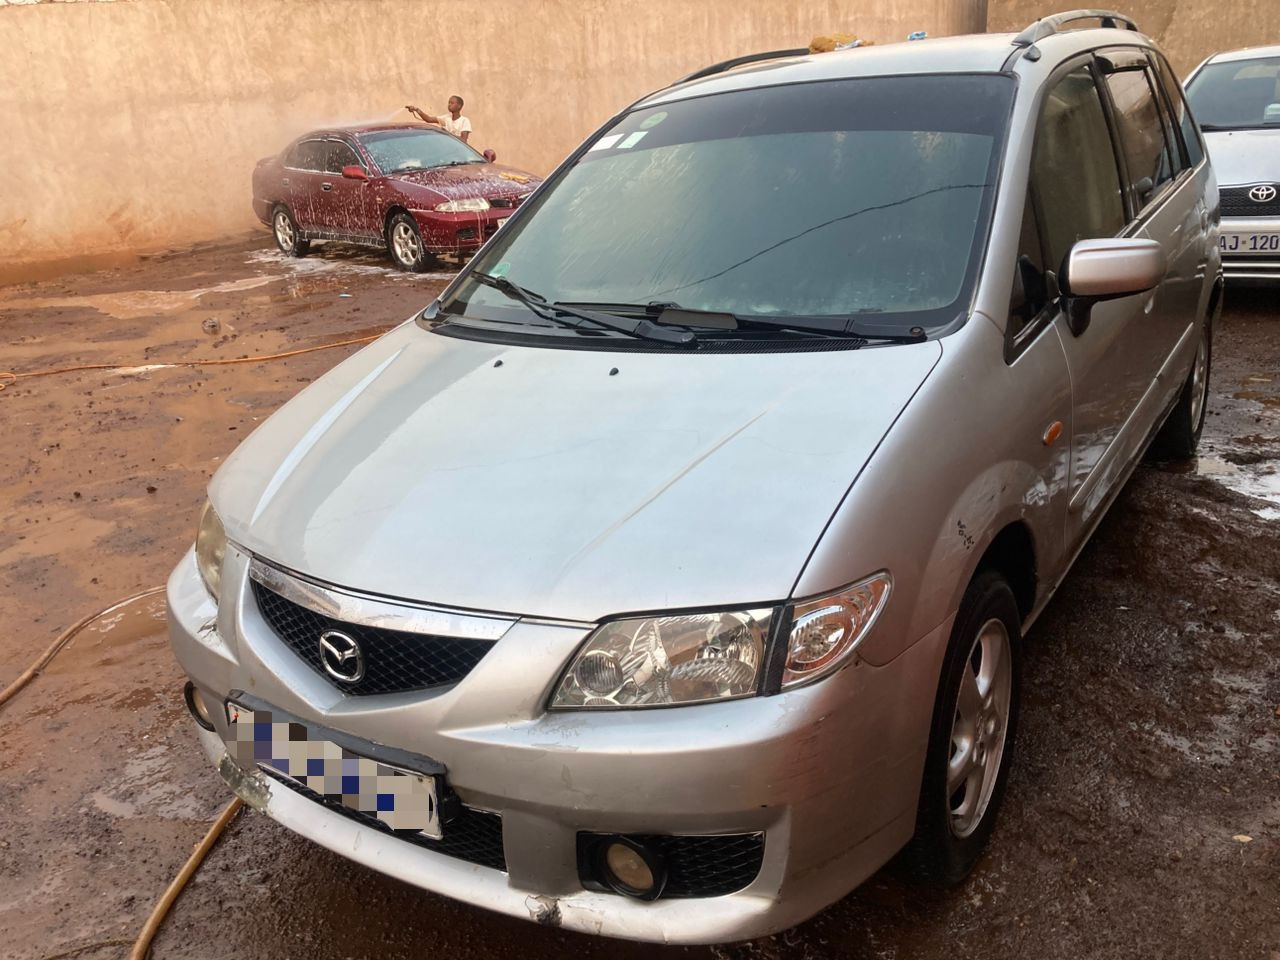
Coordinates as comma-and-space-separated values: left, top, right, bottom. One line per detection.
578, 832, 765, 899
264, 768, 507, 870
487, 195, 525, 209
252, 580, 494, 696
1221, 186, 1280, 218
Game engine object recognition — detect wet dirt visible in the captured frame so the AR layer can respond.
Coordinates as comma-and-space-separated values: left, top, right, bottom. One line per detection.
1, 245, 1277, 960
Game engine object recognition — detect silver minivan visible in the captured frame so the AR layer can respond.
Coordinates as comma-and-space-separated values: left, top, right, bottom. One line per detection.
169, 11, 1221, 945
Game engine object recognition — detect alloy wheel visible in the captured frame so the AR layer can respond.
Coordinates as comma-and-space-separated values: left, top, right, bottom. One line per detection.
1189, 332, 1209, 431
392, 221, 422, 267
947, 617, 1012, 839
274, 211, 295, 250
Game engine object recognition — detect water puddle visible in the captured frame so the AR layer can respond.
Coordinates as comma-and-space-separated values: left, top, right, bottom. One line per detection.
1193, 453, 1280, 520
45, 592, 168, 674
246, 247, 457, 282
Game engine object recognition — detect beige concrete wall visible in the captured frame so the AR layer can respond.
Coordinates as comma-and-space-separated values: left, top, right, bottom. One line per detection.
988, 1, 1280, 77
0, 0, 986, 270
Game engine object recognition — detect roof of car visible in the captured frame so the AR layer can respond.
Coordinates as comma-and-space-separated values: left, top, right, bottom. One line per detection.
637, 28, 1151, 107
299, 122, 447, 140
1206, 44, 1280, 65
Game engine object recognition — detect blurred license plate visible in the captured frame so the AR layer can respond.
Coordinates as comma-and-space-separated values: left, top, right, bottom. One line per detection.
225, 702, 440, 838
1220, 231, 1280, 254
495, 218, 508, 229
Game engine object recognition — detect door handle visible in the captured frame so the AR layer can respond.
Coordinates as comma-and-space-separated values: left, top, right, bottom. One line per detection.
321, 182, 333, 192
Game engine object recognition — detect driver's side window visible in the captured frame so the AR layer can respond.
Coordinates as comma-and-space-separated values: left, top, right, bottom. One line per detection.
1031, 66, 1127, 275
1009, 65, 1128, 350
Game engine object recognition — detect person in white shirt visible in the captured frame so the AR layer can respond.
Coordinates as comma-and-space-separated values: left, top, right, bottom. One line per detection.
406, 96, 472, 142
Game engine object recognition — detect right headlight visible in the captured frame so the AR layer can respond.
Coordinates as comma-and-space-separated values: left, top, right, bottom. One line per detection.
194, 501, 227, 601
549, 572, 891, 710
435, 197, 490, 212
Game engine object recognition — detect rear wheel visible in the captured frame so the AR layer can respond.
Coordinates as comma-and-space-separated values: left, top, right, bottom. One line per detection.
902, 569, 1021, 885
386, 212, 432, 272
272, 205, 309, 257
1150, 320, 1212, 461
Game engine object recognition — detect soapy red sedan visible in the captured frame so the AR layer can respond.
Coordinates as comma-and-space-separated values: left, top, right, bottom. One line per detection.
252, 123, 542, 271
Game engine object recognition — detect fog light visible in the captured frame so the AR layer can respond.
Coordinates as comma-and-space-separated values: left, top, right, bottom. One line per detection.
596, 837, 665, 900
183, 681, 216, 732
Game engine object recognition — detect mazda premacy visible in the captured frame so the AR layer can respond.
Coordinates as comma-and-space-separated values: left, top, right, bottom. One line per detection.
169, 11, 1220, 944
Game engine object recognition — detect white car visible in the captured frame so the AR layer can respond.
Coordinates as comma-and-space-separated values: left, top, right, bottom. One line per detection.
1186, 45, 1280, 280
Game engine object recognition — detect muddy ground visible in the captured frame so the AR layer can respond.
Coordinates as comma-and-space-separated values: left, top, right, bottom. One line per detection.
0, 239, 1276, 960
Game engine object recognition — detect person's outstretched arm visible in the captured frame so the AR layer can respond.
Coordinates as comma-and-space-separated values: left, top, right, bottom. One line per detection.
406, 105, 439, 123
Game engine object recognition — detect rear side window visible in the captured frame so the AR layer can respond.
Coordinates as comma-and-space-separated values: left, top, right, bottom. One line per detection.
1031, 66, 1126, 273
287, 140, 327, 171
1101, 57, 1177, 203
1154, 54, 1206, 167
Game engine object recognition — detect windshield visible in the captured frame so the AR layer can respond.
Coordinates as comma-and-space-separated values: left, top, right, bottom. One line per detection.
362, 129, 484, 174
1186, 57, 1280, 130
443, 74, 1013, 341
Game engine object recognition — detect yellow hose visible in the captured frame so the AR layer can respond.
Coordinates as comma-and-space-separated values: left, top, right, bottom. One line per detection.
128, 798, 245, 960
0, 332, 381, 393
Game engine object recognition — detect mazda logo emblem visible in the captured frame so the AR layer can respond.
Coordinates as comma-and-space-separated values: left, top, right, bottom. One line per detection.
1249, 184, 1277, 204
318, 630, 365, 683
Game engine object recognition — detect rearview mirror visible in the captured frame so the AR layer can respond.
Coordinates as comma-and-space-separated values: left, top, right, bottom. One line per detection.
1060, 237, 1165, 335
342, 165, 368, 181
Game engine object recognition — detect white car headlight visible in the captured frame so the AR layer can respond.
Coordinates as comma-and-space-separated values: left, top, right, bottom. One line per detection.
435, 197, 490, 212
551, 608, 773, 709
194, 502, 228, 600
550, 572, 892, 710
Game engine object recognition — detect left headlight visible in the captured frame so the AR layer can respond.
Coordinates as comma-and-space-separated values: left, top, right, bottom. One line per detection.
549, 572, 892, 710
435, 197, 490, 212
550, 608, 773, 709
194, 501, 227, 601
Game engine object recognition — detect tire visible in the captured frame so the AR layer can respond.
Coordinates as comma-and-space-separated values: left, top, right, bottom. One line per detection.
1149, 319, 1212, 461
901, 568, 1022, 886
271, 205, 310, 257
386, 212, 432, 272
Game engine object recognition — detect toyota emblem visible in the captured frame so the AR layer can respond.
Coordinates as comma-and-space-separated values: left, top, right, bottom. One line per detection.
318, 630, 365, 683
1249, 184, 1277, 204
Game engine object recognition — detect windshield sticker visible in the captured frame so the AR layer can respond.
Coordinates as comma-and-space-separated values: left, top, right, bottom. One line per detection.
588, 134, 625, 152
639, 111, 668, 130
489, 262, 512, 278
618, 131, 648, 149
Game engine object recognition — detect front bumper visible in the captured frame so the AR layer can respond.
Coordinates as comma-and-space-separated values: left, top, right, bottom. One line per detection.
1219, 216, 1280, 280
167, 545, 947, 943
411, 208, 512, 252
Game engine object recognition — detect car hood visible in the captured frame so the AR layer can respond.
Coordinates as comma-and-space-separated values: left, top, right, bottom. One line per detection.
386, 163, 540, 201
211, 322, 941, 622
1203, 129, 1280, 187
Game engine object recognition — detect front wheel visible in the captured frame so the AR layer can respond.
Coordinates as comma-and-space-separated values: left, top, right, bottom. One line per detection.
1150, 320, 1212, 461
901, 568, 1021, 885
272, 205, 310, 257
386, 212, 432, 272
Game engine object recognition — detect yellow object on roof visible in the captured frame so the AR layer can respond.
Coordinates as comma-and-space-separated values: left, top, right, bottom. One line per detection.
808, 33, 874, 54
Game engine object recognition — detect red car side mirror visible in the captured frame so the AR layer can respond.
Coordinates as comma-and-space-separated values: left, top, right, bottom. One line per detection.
342, 165, 369, 181
483, 149, 497, 163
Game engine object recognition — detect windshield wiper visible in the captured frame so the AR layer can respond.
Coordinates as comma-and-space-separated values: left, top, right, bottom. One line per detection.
439, 159, 485, 167
470, 274, 695, 346
554, 300, 929, 343
733, 315, 929, 343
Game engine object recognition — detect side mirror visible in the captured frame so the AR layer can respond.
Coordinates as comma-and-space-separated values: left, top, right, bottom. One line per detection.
1060, 238, 1165, 336
341, 165, 368, 181
482, 149, 497, 163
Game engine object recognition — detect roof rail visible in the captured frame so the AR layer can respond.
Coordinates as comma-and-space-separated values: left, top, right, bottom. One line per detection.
676, 48, 810, 85
1011, 9, 1140, 48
